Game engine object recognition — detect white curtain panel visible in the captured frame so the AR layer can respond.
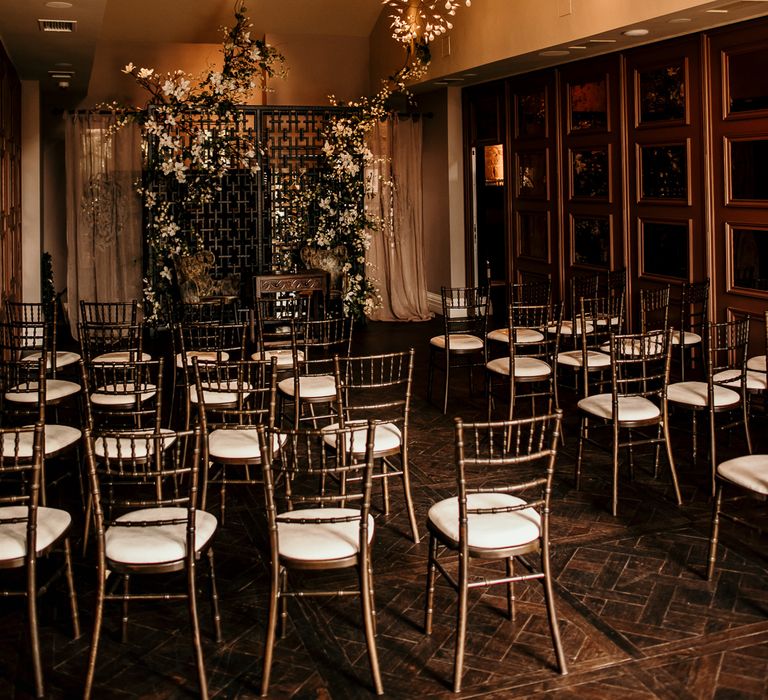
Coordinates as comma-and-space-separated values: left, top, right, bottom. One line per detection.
366, 118, 431, 321
64, 113, 143, 336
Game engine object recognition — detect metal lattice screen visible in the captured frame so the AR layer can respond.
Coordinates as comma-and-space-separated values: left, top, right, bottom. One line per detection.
144, 105, 356, 298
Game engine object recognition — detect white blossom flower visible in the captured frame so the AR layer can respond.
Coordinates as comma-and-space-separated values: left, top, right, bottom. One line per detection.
122, 63, 135, 74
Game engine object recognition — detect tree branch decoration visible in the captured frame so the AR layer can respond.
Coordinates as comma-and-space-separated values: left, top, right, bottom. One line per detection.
110, 2, 285, 320
280, 40, 431, 319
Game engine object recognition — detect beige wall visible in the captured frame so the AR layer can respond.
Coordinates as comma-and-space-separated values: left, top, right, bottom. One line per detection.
265, 34, 369, 105
81, 41, 228, 108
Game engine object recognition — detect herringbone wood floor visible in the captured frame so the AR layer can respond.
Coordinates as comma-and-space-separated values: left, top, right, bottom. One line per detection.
1, 318, 767, 698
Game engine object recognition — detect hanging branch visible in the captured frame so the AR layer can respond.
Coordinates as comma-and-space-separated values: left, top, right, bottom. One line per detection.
103, 3, 285, 321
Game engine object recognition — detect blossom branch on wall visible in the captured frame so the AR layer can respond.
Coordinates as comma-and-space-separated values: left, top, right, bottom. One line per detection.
107, 2, 285, 320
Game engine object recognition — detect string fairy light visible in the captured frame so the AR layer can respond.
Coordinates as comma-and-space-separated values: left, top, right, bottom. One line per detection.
382, 0, 472, 44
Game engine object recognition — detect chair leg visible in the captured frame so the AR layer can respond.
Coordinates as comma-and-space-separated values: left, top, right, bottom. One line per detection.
453, 549, 469, 693
611, 424, 620, 517
27, 557, 44, 698
506, 557, 515, 621
708, 408, 717, 498
261, 563, 281, 697
359, 560, 384, 695
121, 575, 130, 643
742, 396, 753, 455
187, 556, 209, 700
278, 568, 288, 639
662, 413, 683, 506
575, 417, 586, 490
83, 562, 106, 700
63, 537, 81, 639
707, 482, 724, 581
541, 541, 568, 675
399, 451, 420, 543
424, 534, 437, 635
443, 351, 450, 415
207, 549, 222, 643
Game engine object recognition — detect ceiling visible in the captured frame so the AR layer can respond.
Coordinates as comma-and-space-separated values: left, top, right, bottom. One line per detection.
4, 0, 768, 110
0, 0, 384, 107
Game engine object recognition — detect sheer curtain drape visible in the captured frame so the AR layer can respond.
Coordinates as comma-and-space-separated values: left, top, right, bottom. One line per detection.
64, 113, 143, 336
366, 118, 430, 321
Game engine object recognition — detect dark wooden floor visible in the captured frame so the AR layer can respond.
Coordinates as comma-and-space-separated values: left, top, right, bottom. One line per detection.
2, 317, 767, 698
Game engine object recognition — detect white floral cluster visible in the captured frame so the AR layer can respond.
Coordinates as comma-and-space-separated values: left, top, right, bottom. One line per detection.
282, 41, 431, 318
113, 3, 285, 321
383, 0, 472, 43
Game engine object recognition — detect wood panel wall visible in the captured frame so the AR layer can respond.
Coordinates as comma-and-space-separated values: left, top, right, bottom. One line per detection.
462, 15, 768, 337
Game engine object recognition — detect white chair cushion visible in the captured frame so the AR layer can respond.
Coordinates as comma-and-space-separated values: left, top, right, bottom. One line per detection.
667, 381, 740, 408
175, 350, 229, 369
717, 454, 768, 495
595, 316, 621, 328
553, 319, 593, 336
671, 330, 702, 346
0, 424, 81, 457
747, 355, 766, 373
486, 356, 552, 378
276, 508, 373, 562
322, 421, 402, 454
6, 379, 80, 403
251, 349, 303, 367
578, 393, 660, 422
91, 383, 157, 406
106, 507, 217, 565
94, 429, 176, 459
556, 350, 610, 368
278, 374, 336, 399
208, 428, 285, 461
713, 369, 767, 391
23, 350, 81, 369
0, 506, 71, 560
430, 334, 484, 351
92, 351, 152, 363
487, 328, 544, 345
428, 493, 540, 550
189, 379, 250, 406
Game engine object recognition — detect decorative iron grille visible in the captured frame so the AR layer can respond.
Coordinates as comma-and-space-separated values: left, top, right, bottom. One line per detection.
143, 105, 357, 301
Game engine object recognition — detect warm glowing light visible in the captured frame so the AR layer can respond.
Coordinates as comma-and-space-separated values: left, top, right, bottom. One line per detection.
382, 0, 472, 43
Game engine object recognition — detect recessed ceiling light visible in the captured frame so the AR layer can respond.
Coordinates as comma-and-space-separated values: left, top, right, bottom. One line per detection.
462, 72, 477, 77
589, 38, 617, 44
539, 50, 570, 56
706, 8, 729, 12
623, 28, 649, 36
55, 62, 73, 68
568, 45, 588, 50
45, 1, 73, 8
668, 17, 692, 23
433, 80, 449, 86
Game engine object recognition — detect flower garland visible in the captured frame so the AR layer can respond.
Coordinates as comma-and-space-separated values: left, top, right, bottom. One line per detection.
112, 2, 285, 320
281, 41, 431, 319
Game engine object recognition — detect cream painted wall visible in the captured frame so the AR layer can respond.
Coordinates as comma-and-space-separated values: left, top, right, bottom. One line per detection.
80, 41, 230, 109
21, 80, 41, 303
42, 116, 67, 299
265, 34, 369, 105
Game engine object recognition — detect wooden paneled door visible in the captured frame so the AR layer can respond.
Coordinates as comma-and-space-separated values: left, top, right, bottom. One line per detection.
559, 55, 623, 317
709, 19, 768, 351
463, 81, 508, 322
506, 70, 560, 302
625, 36, 707, 329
